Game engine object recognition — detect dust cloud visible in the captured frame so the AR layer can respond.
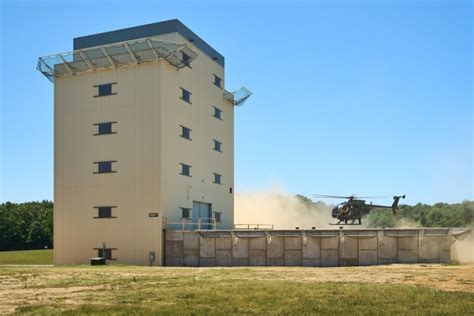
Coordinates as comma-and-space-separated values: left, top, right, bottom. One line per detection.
451, 230, 474, 264
395, 218, 421, 228
234, 188, 333, 229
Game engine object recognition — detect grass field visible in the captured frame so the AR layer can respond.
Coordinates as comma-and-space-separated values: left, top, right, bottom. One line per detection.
0, 258, 473, 315
0, 249, 53, 265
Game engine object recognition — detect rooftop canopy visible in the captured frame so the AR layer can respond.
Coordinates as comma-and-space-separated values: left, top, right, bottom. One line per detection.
37, 36, 198, 82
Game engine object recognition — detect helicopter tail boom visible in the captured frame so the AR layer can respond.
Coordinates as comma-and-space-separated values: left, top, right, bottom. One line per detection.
391, 195, 406, 215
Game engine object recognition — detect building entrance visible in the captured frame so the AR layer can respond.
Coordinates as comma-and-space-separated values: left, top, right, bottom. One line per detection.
192, 201, 212, 230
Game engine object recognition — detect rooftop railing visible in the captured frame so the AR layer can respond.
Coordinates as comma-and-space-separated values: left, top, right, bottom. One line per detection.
37, 37, 198, 82
233, 224, 274, 230
163, 217, 218, 231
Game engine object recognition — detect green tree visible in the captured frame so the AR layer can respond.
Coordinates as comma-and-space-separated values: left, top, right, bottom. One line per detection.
0, 201, 53, 251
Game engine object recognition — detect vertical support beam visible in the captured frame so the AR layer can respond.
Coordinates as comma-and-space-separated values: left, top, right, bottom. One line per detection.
57, 55, 74, 75
146, 39, 159, 58
100, 47, 117, 67
123, 42, 138, 63
78, 50, 95, 71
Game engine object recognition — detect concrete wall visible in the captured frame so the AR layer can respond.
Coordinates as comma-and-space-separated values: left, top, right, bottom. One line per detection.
165, 229, 453, 267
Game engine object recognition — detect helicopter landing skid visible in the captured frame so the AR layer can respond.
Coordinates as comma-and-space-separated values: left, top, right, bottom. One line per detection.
329, 223, 362, 226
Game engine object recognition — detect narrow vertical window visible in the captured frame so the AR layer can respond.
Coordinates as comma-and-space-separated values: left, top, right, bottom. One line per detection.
94, 161, 117, 174
181, 207, 191, 218
180, 88, 191, 104
213, 106, 222, 120
213, 74, 222, 88
180, 125, 191, 140
213, 139, 222, 152
214, 212, 222, 223
94, 122, 116, 135
94, 83, 116, 97
180, 163, 191, 177
213, 173, 222, 184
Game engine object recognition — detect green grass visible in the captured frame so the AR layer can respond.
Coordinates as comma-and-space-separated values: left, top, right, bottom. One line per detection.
0, 265, 473, 315
13, 282, 473, 315
0, 249, 53, 265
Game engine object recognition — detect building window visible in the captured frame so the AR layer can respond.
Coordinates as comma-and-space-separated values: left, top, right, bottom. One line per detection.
94, 161, 117, 174
94, 206, 116, 219
94, 122, 116, 135
180, 125, 191, 140
181, 207, 191, 219
97, 248, 113, 260
213, 106, 222, 120
214, 212, 222, 223
213, 74, 222, 88
180, 163, 191, 177
213, 173, 222, 184
182, 52, 191, 67
94, 83, 116, 97
213, 139, 222, 152
180, 88, 191, 104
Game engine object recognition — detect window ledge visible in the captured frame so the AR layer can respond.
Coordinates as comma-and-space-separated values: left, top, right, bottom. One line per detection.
93, 93, 117, 98
180, 97, 192, 104
93, 132, 117, 136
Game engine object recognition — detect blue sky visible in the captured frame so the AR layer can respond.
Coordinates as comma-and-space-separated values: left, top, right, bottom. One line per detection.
0, 0, 472, 205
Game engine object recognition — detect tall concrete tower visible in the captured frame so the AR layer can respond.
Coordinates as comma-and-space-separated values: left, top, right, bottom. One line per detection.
37, 19, 251, 265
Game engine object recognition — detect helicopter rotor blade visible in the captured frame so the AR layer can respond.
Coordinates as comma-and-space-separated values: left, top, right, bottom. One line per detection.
354, 195, 393, 199
313, 194, 354, 199
313, 194, 393, 200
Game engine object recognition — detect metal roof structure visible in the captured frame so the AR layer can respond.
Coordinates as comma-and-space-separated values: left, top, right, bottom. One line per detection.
73, 19, 225, 67
37, 36, 198, 82
224, 87, 253, 107
37, 20, 252, 106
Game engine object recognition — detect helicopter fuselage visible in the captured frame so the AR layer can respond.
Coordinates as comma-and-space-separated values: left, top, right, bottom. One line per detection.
318, 194, 405, 225
332, 200, 372, 222
331, 199, 396, 225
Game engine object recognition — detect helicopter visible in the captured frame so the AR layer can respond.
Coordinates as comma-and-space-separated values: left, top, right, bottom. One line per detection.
313, 194, 406, 225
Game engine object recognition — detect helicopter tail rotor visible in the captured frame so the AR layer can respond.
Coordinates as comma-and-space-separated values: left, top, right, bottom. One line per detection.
391, 195, 406, 215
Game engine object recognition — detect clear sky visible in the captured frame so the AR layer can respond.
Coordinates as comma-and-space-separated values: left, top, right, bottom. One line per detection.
0, 0, 472, 205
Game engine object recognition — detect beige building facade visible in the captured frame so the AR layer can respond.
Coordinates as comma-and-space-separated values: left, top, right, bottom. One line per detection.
38, 20, 250, 265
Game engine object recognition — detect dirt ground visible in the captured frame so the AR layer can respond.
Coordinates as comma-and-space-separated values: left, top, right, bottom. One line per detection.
0, 264, 473, 314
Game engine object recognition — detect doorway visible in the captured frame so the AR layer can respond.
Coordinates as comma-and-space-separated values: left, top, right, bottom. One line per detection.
192, 201, 212, 230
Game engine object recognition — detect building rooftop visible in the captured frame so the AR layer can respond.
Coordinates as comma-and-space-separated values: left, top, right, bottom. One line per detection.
73, 19, 224, 67
36, 20, 252, 107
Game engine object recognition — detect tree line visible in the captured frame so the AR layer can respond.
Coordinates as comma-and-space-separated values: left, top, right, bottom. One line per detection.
0, 201, 53, 251
0, 199, 472, 251
366, 201, 473, 228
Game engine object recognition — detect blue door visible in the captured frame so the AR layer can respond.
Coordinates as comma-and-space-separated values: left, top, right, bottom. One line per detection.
192, 201, 212, 230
